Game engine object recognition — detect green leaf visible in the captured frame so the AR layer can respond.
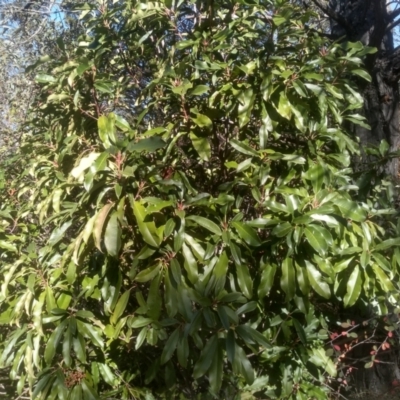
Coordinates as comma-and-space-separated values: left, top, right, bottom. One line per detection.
276, 91, 291, 119
44, 320, 67, 364
217, 305, 230, 330
336, 199, 367, 222
236, 263, 253, 299
236, 325, 270, 348
232, 222, 261, 246
93, 203, 114, 251
306, 262, 330, 299
292, 318, 307, 345
258, 263, 277, 298
192, 113, 212, 128
127, 136, 166, 152
343, 266, 362, 307
177, 336, 189, 368
292, 80, 308, 97
132, 199, 161, 247
161, 328, 180, 364
309, 348, 336, 377
48, 221, 72, 246
73, 333, 86, 363
114, 114, 131, 131
104, 212, 122, 257
193, 335, 218, 379
374, 237, 400, 251
272, 223, 292, 238
214, 251, 229, 294
186, 215, 222, 235
304, 226, 328, 256
295, 262, 310, 296
190, 133, 211, 161
190, 85, 209, 95
81, 379, 99, 400
111, 290, 130, 325
351, 69, 371, 82
280, 258, 295, 301
209, 344, 223, 394
135, 264, 161, 282
182, 243, 198, 284
234, 344, 254, 384
230, 139, 259, 157
35, 74, 56, 83
62, 327, 72, 367
98, 115, 116, 148
77, 321, 104, 348
372, 264, 395, 292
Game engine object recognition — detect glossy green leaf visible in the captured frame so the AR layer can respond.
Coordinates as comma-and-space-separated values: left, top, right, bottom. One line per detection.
281, 258, 295, 301
258, 263, 277, 298
304, 226, 328, 256
343, 266, 362, 307
132, 199, 161, 247
309, 348, 337, 377
44, 320, 67, 364
111, 290, 130, 325
186, 215, 221, 235
190, 85, 209, 95
81, 379, 99, 400
93, 203, 114, 251
236, 263, 253, 299
234, 344, 254, 384
127, 136, 166, 152
209, 343, 223, 394
73, 333, 86, 363
292, 318, 307, 345
190, 133, 211, 161
230, 139, 259, 157
372, 264, 395, 291
276, 91, 291, 119
306, 262, 330, 299
182, 243, 198, 284
135, 264, 161, 283
161, 328, 180, 364
104, 212, 121, 257
193, 334, 218, 379
232, 222, 261, 246
192, 113, 212, 128
62, 328, 72, 367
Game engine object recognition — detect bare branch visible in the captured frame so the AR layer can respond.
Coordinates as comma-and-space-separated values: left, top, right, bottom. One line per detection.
386, 17, 400, 33
388, 7, 400, 21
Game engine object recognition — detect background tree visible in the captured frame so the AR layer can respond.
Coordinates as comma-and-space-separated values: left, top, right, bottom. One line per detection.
304, 0, 400, 394
0, 0, 84, 147
307, 0, 400, 179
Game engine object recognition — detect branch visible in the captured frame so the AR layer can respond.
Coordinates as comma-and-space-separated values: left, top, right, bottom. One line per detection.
388, 6, 400, 21
19, 0, 56, 44
386, 17, 400, 33
308, 0, 352, 34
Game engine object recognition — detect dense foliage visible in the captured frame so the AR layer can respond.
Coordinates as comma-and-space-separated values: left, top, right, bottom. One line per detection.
1, 0, 400, 398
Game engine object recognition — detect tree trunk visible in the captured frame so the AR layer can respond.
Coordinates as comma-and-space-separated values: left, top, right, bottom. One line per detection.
310, 0, 400, 395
